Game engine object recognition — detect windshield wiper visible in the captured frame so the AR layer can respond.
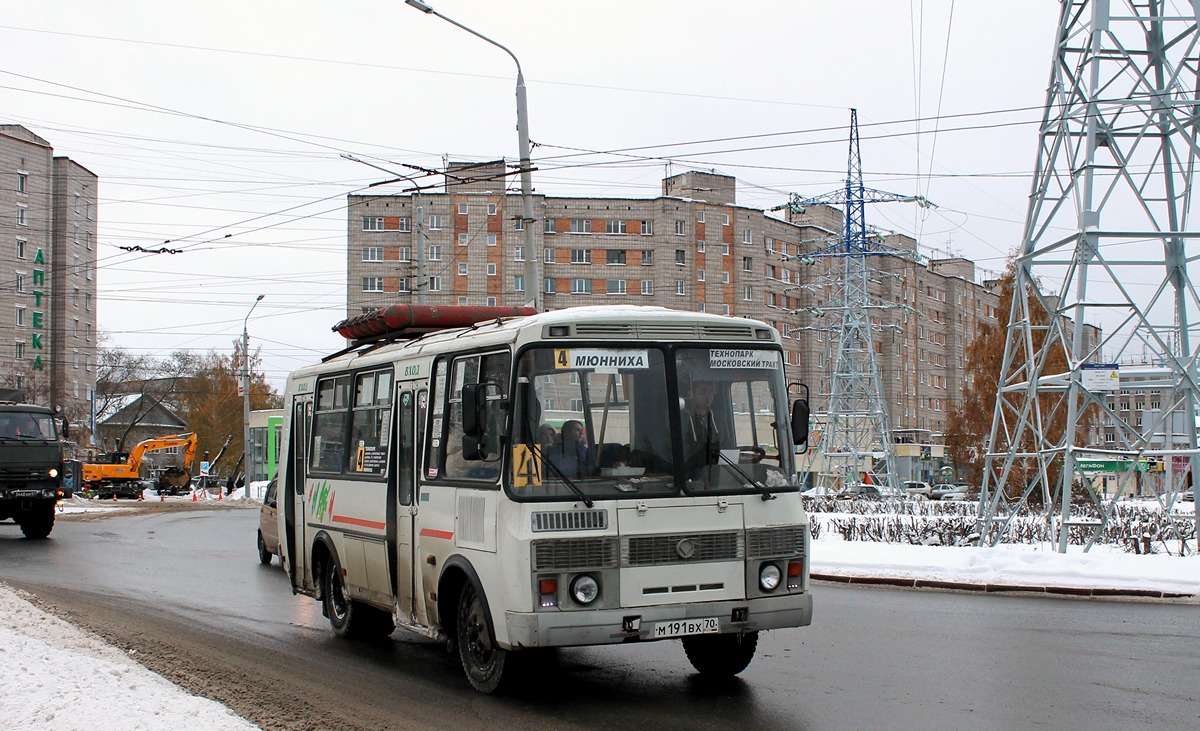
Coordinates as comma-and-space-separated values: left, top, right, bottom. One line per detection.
532, 445, 594, 508
715, 450, 775, 501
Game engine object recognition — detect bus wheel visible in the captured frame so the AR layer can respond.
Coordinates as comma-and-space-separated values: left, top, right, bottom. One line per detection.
457, 581, 509, 693
323, 561, 393, 640
681, 631, 759, 676
18, 502, 55, 539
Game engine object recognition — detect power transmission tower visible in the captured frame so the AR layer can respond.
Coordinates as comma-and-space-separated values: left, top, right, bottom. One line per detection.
979, 0, 1200, 553
777, 109, 930, 494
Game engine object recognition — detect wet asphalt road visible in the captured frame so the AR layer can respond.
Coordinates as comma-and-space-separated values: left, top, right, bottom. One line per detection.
1, 506, 1198, 730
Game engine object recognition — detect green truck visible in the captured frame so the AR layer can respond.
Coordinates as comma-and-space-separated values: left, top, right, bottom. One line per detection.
0, 388, 68, 539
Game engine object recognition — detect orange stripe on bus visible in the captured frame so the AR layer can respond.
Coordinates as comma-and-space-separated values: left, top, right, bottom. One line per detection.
419, 528, 454, 540
331, 514, 386, 530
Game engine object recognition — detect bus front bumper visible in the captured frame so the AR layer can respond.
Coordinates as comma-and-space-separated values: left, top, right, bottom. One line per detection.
503, 592, 812, 649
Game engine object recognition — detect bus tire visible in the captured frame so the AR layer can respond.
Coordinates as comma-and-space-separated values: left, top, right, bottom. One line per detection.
18, 503, 55, 539
457, 581, 509, 694
681, 631, 758, 677
323, 560, 394, 640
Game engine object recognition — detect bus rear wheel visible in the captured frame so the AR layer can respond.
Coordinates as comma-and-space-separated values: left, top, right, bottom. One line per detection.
323, 560, 393, 640
457, 582, 510, 693
681, 631, 759, 676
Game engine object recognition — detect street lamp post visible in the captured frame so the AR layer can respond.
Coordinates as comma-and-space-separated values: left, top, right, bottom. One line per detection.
242, 294, 264, 499
405, 0, 540, 309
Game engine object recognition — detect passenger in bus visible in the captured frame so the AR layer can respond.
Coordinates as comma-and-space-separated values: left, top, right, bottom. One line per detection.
536, 423, 558, 452
549, 419, 590, 478
681, 380, 727, 474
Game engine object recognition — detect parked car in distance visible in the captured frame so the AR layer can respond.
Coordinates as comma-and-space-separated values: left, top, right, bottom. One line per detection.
930, 483, 959, 500
834, 483, 883, 499
942, 485, 981, 501
902, 481, 932, 498
257, 478, 280, 565
1182, 489, 1194, 503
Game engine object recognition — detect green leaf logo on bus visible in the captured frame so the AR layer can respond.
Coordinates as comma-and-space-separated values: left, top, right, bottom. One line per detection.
310, 481, 334, 522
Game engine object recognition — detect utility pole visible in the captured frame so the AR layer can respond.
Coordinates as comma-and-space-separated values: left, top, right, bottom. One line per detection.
242, 294, 264, 498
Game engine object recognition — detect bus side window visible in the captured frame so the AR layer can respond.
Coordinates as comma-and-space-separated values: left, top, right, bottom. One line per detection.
311, 375, 351, 473
443, 351, 511, 480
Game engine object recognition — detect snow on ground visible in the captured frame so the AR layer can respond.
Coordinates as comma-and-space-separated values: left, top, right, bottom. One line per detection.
3, 506, 1197, 730
0, 584, 257, 731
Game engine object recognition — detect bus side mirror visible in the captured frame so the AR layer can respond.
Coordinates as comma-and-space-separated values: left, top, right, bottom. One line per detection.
791, 399, 810, 445
462, 383, 493, 461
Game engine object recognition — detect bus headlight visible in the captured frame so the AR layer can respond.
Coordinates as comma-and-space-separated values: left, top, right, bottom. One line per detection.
570, 574, 600, 605
48, 468, 59, 478
758, 563, 782, 592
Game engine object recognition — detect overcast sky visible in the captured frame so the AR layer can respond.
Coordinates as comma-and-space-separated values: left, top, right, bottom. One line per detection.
1, 1, 1063, 387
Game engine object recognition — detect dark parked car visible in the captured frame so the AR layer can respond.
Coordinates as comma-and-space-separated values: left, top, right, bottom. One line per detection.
256, 479, 280, 565
834, 483, 883, 499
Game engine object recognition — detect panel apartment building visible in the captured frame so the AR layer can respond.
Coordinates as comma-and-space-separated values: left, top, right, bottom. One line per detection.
346, 164, 999, 446
0, 125, 98, 423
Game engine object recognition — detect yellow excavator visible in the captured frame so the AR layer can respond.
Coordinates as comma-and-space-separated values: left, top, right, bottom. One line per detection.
82, 432, 198, 499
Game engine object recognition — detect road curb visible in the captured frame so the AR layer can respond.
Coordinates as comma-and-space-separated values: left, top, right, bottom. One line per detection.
809, 573, 1194, 599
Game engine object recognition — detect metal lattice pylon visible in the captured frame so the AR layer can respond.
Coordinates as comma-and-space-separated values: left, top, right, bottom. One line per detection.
779, 109, 930, 494
979, 0, 1200, 553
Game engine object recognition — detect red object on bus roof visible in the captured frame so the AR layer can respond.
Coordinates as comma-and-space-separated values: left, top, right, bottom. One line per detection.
333, 304, 536, 341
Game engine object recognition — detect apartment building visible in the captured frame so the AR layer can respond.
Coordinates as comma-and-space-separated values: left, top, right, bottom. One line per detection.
0, 125, 98, 424
346, 166, 999, 443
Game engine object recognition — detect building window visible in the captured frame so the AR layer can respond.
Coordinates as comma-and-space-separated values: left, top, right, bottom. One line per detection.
85, 231, 93, 251
16, 239, 26, 259
697, 303, 705, 313
722, 305, 730, 315
640, 220, 653, 235
458, 233, 469, 246
399, 246, 411, 261
675, 250, 686, 266
514, 246, 525, 262
487, 263, 497, 276
15, 306, 25, 327
605, 219, 627, 234
458, 262, 468, 276
570, 248, 592, 264
697, 210, 705, 223
362, 246, 383, 262
86, 323, 92, 342
676, 280, 686, 296
675, 220, 686, 235
15, 272, 26, 293
17, 206, 27, 227
721, 271, 730, 284
457, 296, 468, 306
606, 279, 626, 295
86, 260, 94, 281
571, 278, 592, 294
15, 341, 24, 359
570, 218, 591, 234
487, 233, 498, 247
428, 276, 442, 292
428, 214, 443, 230
606, 249, 627, 265
697, 269, 705, 282
544, 278, 557, 294
487, 202, 498, 216
697, 240, 705, 253
398, 277, 412, 292
17, 173, 27, 193
722, 213, 730, 226
428, 245, 442, 261
641, 249, 653, 266
398, 216, 411, 232
487, 296, 497, 306
742, 229, 752, 244
458, 202, 468, 215
743, 286, 753, 301
544, 247, 555, 264
514, 218, 524, 231
362, 277, 383, 292
641, 279, 653, 295
742, 256, 752, 272
514, 275, 525, 292
362, 216, 384, 231
723, 243, 730, 256
544, 218, 557, 233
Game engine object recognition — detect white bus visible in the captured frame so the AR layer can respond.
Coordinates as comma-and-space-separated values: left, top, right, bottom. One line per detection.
278, 304, 813, 693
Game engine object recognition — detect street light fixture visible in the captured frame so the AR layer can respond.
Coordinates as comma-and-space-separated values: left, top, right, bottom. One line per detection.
405, 0, 540, 309
242, 294, 264, 499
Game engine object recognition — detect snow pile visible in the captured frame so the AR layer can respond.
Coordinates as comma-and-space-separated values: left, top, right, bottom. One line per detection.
0, 584, 257, 731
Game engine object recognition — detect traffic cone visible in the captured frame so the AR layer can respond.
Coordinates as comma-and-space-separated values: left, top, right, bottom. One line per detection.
160, 494, 165, 502
218, 490, 223, 501
192, 490, 197, 502
137, 492, 143, 502
112, 493, 116, 502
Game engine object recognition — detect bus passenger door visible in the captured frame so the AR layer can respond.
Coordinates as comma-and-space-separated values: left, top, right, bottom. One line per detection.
390, 385, 424, 623
285, 394, 313, 590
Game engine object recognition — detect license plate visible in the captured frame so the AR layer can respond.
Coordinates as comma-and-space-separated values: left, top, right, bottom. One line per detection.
652, 617, 719, 639
12, 490, 39, 498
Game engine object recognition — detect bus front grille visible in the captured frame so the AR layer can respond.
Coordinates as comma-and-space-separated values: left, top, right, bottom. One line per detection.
746, 525, 806, 558
532, 537, 619, 570
621, 531, 743, 566
531, 509, 609, 532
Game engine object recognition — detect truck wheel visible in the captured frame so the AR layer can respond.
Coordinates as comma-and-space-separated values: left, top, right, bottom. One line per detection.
681, 631, 759, 677
257, 531, 272, 564
323, 559, 393, 640
18, 502, 55, 539
457, 581, 510, 693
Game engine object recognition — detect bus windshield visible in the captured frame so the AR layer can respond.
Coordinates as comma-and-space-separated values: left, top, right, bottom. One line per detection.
509, 345, 795, 501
